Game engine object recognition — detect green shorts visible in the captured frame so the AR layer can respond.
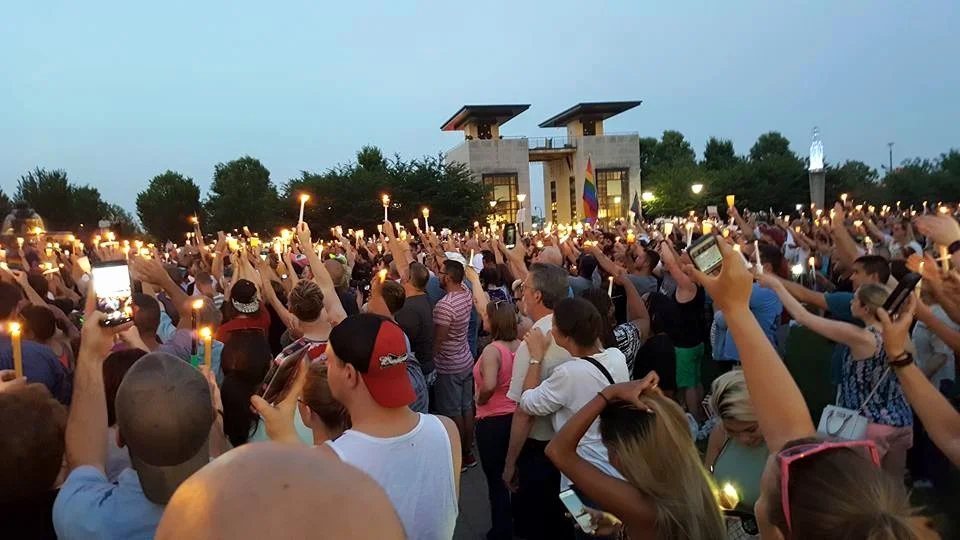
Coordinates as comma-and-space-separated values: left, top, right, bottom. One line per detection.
675, 343, 704, 388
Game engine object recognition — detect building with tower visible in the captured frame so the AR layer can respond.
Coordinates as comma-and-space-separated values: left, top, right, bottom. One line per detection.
441, 101, 642, 228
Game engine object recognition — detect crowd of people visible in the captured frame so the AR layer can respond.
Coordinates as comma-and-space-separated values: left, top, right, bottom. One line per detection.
2, 197, 960, 539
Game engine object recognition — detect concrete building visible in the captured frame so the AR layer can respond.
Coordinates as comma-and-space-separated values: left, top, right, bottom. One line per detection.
441, 101, 642, 229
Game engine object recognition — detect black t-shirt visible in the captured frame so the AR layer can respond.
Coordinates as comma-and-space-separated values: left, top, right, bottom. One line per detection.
649, 287, 705, 349
5, 489, 58, 540
395, 293, 435, 375
337, 287, 360, 317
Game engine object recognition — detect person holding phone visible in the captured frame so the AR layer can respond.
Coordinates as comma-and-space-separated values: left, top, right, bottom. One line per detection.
757, 273, 913, 477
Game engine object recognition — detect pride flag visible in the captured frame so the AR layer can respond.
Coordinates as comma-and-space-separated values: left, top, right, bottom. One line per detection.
582, 156, 598, 223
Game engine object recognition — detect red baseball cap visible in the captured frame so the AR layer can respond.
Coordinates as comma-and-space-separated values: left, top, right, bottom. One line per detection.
329, 314, 415, 408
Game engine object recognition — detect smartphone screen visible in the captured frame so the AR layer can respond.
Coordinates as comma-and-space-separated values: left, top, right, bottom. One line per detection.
503, 223, 517, 249
91, 261, 132, 326
882, 272, 921, 314
559, 489, 594, 534
688, 235, 723, 275
259, 340, 312, 404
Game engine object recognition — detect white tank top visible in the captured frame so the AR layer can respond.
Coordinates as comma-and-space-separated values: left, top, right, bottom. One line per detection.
327, 413, 458, 540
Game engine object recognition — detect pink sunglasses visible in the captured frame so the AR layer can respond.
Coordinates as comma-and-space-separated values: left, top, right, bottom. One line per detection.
778, 439, 881, 534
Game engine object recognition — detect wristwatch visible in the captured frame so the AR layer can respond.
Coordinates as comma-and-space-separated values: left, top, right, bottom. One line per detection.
888, 351, 914, 369
529, 359, 541, 365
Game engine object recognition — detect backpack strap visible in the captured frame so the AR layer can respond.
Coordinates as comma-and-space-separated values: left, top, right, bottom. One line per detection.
580, 356, 615, 385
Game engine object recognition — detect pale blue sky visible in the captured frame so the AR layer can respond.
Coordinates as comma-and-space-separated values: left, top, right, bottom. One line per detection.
2, 1, 958, 217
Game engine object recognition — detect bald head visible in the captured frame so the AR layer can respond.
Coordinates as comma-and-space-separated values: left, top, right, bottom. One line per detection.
537, 246, 563, 266
156, 443, 404, 540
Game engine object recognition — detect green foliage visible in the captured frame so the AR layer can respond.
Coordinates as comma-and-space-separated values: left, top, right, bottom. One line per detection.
204, 157, 280, 233
16, 168, 105, 230
749, 132, 793, 162
0, 190, 12, 220
651, 130, 696, 170
136, 171, 202, 242
702, 138, 739, 171
281, 147, 487, 234
101, 203, 142, 237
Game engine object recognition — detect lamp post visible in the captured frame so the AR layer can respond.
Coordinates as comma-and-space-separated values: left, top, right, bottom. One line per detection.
691, 183, 704, 195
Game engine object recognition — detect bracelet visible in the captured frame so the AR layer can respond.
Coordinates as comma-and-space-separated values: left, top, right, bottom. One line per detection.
597, 391, 610, 403
888, 351, 914, 369
949, 240, 960, 256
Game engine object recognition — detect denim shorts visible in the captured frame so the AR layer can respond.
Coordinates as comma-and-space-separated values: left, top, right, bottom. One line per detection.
434, 370, 475, 417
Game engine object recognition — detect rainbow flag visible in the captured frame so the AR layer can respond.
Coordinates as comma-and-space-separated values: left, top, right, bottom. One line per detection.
582, 156, 598, 223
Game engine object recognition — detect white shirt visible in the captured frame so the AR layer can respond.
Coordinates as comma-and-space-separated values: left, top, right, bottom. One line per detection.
912, 304, 958, 389
508, 314, 572, 441
327, 414, 458, 540
518, 348, 630, 489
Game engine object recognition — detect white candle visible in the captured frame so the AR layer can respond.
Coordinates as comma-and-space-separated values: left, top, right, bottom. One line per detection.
754, 240, 763, 274
940, 245, 950, 274
298, 194, 310, 224
608, 276, 614, 297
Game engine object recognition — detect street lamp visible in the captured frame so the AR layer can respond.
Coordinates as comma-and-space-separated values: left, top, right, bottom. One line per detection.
641, 192, 655, 202
517, 194, 527, 234
691, 183, 704, 195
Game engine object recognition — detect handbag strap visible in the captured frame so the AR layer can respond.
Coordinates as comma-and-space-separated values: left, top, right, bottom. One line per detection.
856, 367, 891, 415
580, 356, 615, 385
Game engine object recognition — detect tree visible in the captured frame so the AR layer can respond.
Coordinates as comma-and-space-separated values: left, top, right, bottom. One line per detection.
749, 132, 793, 162
0, 190, 12, 222
638, 136, 658, 178
702, 137, 739, 171
16, 168, 105, 231
281, 147, 487, 233
204, 157, 280, 233
137, 171, 202, 242
651, 130, 696, 170
101, 203, 142, 237
825, 161, 881, 204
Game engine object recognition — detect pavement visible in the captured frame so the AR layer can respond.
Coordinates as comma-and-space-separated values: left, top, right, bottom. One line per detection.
453, 461, 493, 540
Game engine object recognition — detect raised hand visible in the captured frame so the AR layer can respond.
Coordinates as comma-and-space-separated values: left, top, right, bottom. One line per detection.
915, 215, 960, 247
685, 234, 753, 314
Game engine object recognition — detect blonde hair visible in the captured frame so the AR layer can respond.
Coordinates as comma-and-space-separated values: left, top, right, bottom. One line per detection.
599, 394, 726, 540
709, 370, 756, 424
855, 283, 889, 320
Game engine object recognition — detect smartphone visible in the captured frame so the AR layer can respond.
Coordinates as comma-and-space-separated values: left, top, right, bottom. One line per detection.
259, 340, 311, 404
882, 272, 922, 315
559, 489, 594, 534
76, 256, 92, 274
503, 223, 517, 249
91, 261, 133, 327
688, 234, 723, 275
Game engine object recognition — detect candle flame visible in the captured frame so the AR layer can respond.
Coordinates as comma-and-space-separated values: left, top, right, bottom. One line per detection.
9, 321, 21, 335
199, 326, 212, 339
192, 298, 205, 310
300, 194, 310, 203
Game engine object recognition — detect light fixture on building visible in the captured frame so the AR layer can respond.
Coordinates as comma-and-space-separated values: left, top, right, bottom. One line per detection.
614, 196, 622, 204
641, 192, 655, 202
517, 193, 527, 204
489, 200, 497, 208
691, 183, 704, 194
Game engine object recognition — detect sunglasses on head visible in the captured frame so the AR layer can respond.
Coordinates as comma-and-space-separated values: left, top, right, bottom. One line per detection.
778, 439, 880, 534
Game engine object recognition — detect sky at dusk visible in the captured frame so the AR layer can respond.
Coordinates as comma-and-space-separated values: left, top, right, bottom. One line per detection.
2, 1, 958, 217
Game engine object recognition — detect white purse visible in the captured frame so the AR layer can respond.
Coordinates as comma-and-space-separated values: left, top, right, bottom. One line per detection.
817, 368, 890, 441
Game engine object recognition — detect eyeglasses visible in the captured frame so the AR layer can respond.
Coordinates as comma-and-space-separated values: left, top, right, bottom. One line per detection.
778, 440, 880, 533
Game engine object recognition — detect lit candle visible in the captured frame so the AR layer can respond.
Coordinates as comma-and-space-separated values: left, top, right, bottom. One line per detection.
191, 298, 204, 357
382, 194, 391, 221
865, 236, 874, 255
16, 237, 24, 249
190, 215, 199, 225
473, 221, 480, 229
702, 221, 713, 235
722, 228, 730, 238
422, 208, 430, 231
199, 327, 213, 372
918, 261, 925, 298
10, 322, 22, 379
718, 483, 741, 511
663, 222, 674, 237
469, 249, 474, 263
298, 194, 310, 224
608, 276, 614, 297
726, 194, 735, 208
378, 268, 388, 283
685, 221, 695, 246
941, 245, 950, 274
840, 193, 848, 205
412, 219, 420, 230
754, 240, 763, 274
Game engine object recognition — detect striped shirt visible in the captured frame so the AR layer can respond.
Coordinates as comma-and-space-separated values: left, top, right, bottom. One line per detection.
433, 285, 474, 374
